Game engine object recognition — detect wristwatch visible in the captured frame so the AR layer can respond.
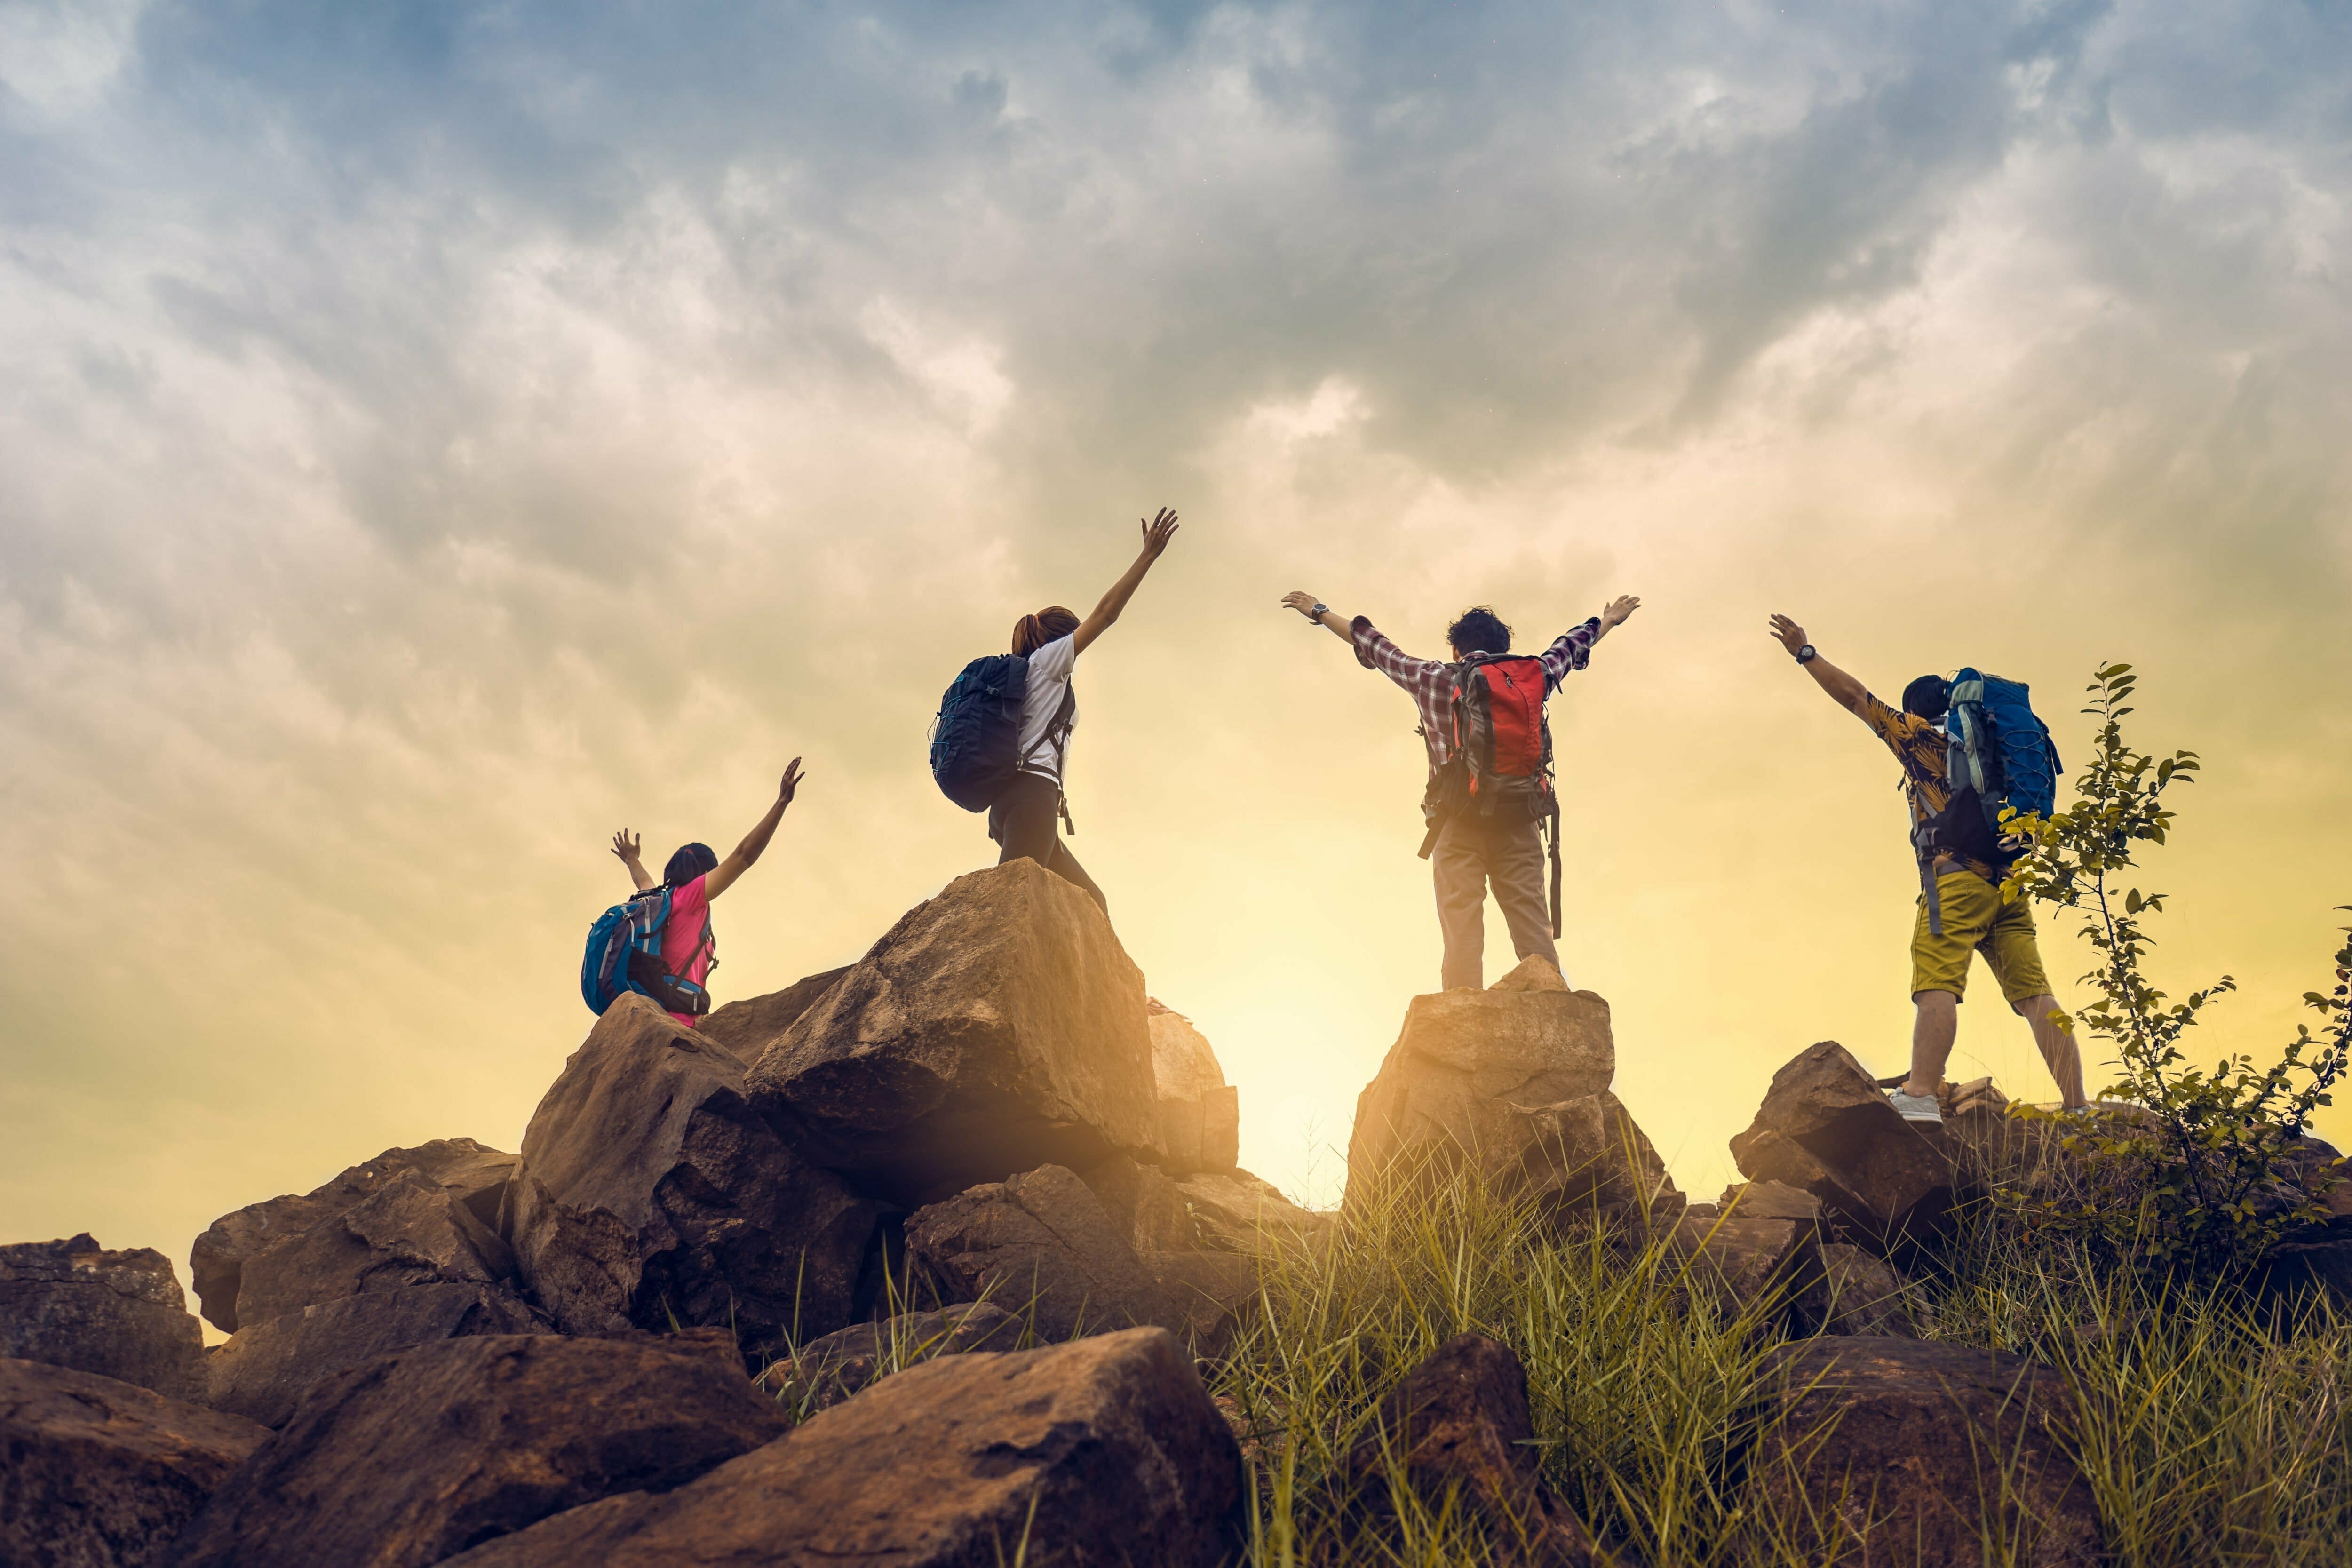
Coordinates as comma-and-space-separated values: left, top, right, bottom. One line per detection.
1796, 644, 1817, 664
1309, 602, 1328, 621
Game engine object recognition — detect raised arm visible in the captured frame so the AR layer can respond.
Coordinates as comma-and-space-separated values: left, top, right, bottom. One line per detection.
704, 759, 806, 900
1072, 509, 1180, 654
611, 829, 654, 891
1768, 614, 1870, 718
1280, 589, 1357, 645
1589, 594, 1640, 646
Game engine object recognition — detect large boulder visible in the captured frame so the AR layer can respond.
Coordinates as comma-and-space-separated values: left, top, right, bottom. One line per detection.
507, 993, 877, 1357
1175, 1168, 1329, 1255
437, 1329, 1244, 1568
1729, 1043, 1954, 1251
1343, 1334, 1599, 1566
191, 1138, 516, 1333
233, 1169, 520, 1327
171, 1330, 784, 1568
1493, 1092, 1684, 1236
1149, 1002, 1241, 1173
0, 1357, 267, 1568
1758, 1338, 2101, 1566
903, 1164, 1185, 1343
0, 1235, 207, 1403
699, 965, 852, 1065
1345, 960, 1615, 1207
755, 1302, 1022, 1415
745, 860, 1163, 1206
206, 1279, 547, 1428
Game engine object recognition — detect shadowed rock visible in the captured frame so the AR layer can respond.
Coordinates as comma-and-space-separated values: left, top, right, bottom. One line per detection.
1759, 1337, 2102, 1567
1497, 1091, 1684, 1236
699, 965, 852, 1065
754, 1302, 1021, 1414
1718, 1180, 1825, 1229
1174, 1169, 1329, 1255
1, 1235, 207, 1402
746, 860, 1164, 1206
437, 1329, 1244, 1568
1799, 1243, 1919, 1338
1344, 1333, 1600, 1567
1669, 1213, 1825, 1325
507, 994, 876, 1357
0, 1356, 266, 1568
1345, 964, 1615, 1209
233, 1169, 519, 1327
206, 1279, 548, 1428
1082, 1152, 1200, 1254
172, 1330, 782, 1568
1150, 1001, 1241, 1174
191, 1138, 516, 1334
1149, 1251, 1261, 1360
1730, 1042, 1953, 1252
904, 1164, 1185, 1342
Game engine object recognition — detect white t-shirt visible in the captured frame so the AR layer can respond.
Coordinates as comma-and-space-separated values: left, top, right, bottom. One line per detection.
1017, 634, 1078, 785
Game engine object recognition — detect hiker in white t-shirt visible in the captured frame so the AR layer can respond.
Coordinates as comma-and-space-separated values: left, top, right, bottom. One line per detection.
989, 508, 1180, 913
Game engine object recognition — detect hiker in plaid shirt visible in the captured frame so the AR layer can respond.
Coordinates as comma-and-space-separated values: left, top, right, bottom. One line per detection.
1279, 589, 1641, 991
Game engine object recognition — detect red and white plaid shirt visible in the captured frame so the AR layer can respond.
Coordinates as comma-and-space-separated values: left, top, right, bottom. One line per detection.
1350, 616, 1602, 777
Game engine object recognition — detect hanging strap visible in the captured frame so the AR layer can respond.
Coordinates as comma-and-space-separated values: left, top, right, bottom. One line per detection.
1906, 780, 1945, 938
1547, 796, 1564, 941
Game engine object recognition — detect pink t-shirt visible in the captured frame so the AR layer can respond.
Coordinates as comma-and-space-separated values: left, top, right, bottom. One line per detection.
659, 875, 715, 1027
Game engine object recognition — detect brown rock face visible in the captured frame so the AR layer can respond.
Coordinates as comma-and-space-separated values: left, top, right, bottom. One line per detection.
1669, 1213, 1825, 1324
1173, 1169, 1329, 1255
507, 994, 876, 1356
0, 1236, 207, 1403
1081, 1153, 1201, 1254
437, 1328, 1244, 1568
1801, 1244, 1919, 1337
1729, 1042, 1953, 1251
171, 1330, 783, 1568
191, 1137, 516, 1333
1343, 1334, 1598, 1567
904, 1165, 1185, 1342
1494, 1092, 1684, 1235
699, 965, 852, 1065
1149, 1004, 1241, 1173
1344, 985, 1614, 1208
755, 1302, 1021, 1415
745, 860, 1163, 1206
1759, 1338, 2102, 1566
206, 1279, 547, 1428
0, 1357, 266, 1568
232, 1170, 519, 1327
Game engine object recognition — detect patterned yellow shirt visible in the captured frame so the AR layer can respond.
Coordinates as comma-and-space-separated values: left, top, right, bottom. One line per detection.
1859, 692, 2001, 883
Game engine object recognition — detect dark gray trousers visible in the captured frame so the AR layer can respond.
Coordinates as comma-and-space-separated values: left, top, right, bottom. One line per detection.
1431, 812, 1559, 991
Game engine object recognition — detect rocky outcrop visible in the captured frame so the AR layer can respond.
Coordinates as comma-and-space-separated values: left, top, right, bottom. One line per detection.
698, 964, 851, 1065
191, 1138, 516, 1333
1343, 1334, 1599, 1566
1174, 1168, 1329, 1255
437, 1329, 1244, 1568
755, 1302, 1021, 1414
1669, 1213, 1825, 1325
1345, 960, 1614, 1206
506, 993, 876, 1356
1759, 1338, 2101, 1566
233, 1169, 520, 1327
1082, 1152, 1201, 1254
0, 1235, 207, 1402
746, 860, 1164, 1206
1801, 1243, 1919, 1338
903, 1164, 1185, 1342
1495, 1092, 1684, 1235
171, 1330, 783, 1568
1150, 1251, 1261, 1358
0, 1357, 267, 1568
1729, 1042, 1953, 1251
1150, 1001, 1241, 1173
206, 1279, 547, 1428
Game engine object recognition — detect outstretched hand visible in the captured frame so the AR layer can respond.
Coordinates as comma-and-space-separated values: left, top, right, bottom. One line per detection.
1601, 594, 1642, 629
1139, 507, 1180, 559
1280, 590, 1322, 620
1767, 613, 1808, 657
778, 757, 806, 806
610, 829, 641, 864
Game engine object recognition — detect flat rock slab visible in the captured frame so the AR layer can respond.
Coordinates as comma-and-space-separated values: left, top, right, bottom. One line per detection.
508, 993, 876, 1357
206, 1279, 548, 1428
172, 1329, 783, 1568
0, 1356, 267, 1568
1760, 1338, 2102, 1567
1174, 1169, 1329, 1256
755, 1303, 1021, 1415
438, 1328, 1244, 1568
746, 859, 1163, 1206
0, 1235, 207, 1403
1730, 1043, 1953, 1252
192, 1137, 516, 1333
905, 1164, 1185, 1343
1345, 979, 1615, 1207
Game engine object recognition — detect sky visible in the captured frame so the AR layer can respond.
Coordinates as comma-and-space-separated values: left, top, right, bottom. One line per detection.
4, 0, 2349, 1296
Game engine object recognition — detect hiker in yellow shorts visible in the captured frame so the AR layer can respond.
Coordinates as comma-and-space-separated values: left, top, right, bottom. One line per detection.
1767, 615, 2086, 1124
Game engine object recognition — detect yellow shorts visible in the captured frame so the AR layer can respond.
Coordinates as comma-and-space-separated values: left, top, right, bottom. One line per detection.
1911, 869, 2052, 1005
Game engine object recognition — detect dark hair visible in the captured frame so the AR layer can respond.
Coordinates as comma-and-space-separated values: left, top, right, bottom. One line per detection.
1901, 674, 1952, 721
1012, 605, 1081, 656
663, 842, 719, 887
1446, 606, 1512, 656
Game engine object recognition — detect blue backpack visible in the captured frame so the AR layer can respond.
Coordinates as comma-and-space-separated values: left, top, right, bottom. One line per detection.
1946, 667, 2061, 839
928, 653, 1073, 812
580, 886, 714, 1017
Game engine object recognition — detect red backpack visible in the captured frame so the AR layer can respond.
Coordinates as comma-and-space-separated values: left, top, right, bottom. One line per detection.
1418, 653, 1563, 936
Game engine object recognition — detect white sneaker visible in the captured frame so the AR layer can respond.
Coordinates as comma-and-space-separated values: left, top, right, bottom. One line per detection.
1887, 1088, 1944, 1125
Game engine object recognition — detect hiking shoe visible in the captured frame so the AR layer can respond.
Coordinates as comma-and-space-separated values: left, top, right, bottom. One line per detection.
1886, 1087, 1944, 1124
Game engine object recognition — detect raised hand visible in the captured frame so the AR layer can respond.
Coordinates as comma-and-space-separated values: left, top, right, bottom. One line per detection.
1281, 589, 1322, 619
1767, 613, 1808, 657
1139, 507, 1180, 558
1601, 594, 1642, 629
779, 757, 806, 806
610, 829, 641, 864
